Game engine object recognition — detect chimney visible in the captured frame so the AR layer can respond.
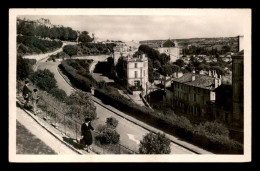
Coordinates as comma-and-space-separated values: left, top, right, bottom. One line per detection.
192, 75, 195, 81
214, 78, 218, 88
173, 72, 177, 78
208, 70, 212, 77
192, 69, 195, 74
218, 78, 222, 86
142, 54, 145, 59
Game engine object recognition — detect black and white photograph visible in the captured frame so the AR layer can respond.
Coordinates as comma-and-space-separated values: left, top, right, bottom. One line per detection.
9, 8, 251, 162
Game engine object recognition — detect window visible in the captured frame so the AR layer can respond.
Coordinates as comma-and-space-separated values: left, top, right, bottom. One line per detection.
194, 94, 196, 102
134, 80, 140, 86
135, 63, 138, 68
143, 70, 145, 76
135, 71, 138, 78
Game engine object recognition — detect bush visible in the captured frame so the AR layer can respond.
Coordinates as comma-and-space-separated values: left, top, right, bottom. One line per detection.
139, 132, 171, 154
59, 60, 92, 92
17, 35, 62, 55
196, 121, 230, 138
49, 88, 67, 102
17, 55, 30, 80
66, 90, 97, 120
30, 69, 57, 91
95, 127, 120, 145
106, 117, 119, 129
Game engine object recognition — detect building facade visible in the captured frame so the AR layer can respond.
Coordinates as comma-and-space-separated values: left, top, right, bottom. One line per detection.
126, 54, 149, 95
232, 50, 244, 128
156, 39, 181, 63
212, 84, 233, 124
171, 70, 221, 118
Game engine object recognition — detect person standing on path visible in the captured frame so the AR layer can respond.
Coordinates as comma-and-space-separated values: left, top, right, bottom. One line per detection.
81, 118, 94, 152
31, 88, 40, 115
22, 80, 31, 108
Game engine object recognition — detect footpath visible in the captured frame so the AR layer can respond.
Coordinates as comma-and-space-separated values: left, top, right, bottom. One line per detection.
16, 99, 95, 155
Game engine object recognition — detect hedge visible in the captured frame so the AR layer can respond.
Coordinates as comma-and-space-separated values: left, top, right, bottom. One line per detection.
59, 60, 92, 92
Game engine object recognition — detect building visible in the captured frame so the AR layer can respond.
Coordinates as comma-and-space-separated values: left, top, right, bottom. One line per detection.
112, 43, 134, 65
238, 35, 244, 52
126, 54, 149, 95
139, 39, 182, 63
171, 70, 222, 118
232, 50, 244, 128
156, 39, 181, 63
212, 84, 233, 124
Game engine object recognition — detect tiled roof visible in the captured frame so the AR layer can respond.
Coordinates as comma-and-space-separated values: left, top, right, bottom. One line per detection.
172, 73, 216, 89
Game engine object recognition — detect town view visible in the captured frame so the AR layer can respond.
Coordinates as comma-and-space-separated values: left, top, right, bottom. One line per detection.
14, 13, 245, 156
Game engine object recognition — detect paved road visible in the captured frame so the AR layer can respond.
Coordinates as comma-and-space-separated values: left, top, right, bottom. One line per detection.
38, 60, 194, 154
16, 107, 78, 154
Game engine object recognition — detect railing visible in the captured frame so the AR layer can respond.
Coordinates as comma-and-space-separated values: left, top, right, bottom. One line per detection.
16, 81, 138, 154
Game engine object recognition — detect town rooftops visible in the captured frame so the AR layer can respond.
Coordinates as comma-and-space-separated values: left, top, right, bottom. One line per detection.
172, 72, 216, 90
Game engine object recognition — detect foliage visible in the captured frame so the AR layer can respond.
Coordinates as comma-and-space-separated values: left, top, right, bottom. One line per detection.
17, 19, 78, 41
17, 55, 34, 80
106, 117, 119, 129
60, 60, 92, 92
148, 58, 154, 83
63, 45, 77, 58
196, 121, 229, 137
30, 69, 57, 91
66, 90, 97, 120
174, 59, 185, 68
211, 66, 225, 75
158, 64, 173, 76
115, 57, 127, 79
77, 42, 115, 55
139, 132, 171, 154
78, 31, 93, 43
49, 88, 67, 102
95, 127, 120, 145
158, 53, 170, 65
17, 35, 62, 55
153, 60, 161, 69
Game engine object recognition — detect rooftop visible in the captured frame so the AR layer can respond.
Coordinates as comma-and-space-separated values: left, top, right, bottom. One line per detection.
172, 72, 216, 90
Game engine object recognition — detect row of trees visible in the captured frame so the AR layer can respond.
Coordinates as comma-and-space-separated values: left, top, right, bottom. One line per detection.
17, 20, 78, 41
182, 45, 233, 56
17, 35, 63, 55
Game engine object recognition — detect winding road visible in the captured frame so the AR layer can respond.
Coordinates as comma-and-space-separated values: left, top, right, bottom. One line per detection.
37, 60, 195, 154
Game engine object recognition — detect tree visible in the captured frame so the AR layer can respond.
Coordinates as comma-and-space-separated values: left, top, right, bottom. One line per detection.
67, 90, 97, 120
139, 132, 171, 154
148, 58, 154, 83
115, 57, 127, 79
153, 60, 161, 69
63, 45, 77, 58
30, 69, 57, 92
159, 64, 173, 76
78, 31, 93, 43
17, 55, 30, 80
170, 64, 180, 73
158, 53, 170, 65
174, 59, 185, 68
106, 117, 119, 129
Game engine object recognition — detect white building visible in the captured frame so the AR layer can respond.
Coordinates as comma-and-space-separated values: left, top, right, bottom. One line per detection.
156, 39, 181, 63
127, 54, 149, 95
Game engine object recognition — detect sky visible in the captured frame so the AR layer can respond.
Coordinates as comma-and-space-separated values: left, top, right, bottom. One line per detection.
19, 11, 247, 42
